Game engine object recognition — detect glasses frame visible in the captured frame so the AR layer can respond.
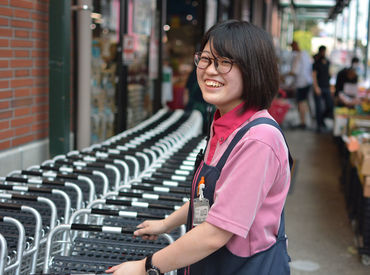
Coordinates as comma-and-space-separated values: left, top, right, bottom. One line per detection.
194, 52, 235, 74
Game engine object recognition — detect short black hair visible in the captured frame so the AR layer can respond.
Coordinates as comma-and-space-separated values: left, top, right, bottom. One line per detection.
318, 45, 326, 52
351, 57, 359, 64
199, 20, 279, 111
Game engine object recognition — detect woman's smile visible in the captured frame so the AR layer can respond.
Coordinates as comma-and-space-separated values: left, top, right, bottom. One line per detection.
205, 79, 224, 88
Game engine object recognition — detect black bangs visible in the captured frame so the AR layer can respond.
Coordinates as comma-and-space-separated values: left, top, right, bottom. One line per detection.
202, 20, 240, 60
209, 32, 235, 59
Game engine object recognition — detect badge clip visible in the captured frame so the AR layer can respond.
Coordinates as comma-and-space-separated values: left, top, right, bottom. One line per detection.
197, 176, 205, 200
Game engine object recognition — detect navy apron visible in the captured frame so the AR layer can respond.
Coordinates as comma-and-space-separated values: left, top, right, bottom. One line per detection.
181, 117, 292, 275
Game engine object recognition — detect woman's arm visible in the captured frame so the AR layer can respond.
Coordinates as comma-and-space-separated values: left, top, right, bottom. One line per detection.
163, 200, 189, 232
152, 221, 233, 273
106, 221, 233, 274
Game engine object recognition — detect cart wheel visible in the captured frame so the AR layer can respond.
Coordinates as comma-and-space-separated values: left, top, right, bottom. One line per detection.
361, 254, 370, 266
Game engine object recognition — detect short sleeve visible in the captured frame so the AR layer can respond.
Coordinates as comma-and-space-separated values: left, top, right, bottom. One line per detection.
312, 61, 318, 71
205, 138, 281, 238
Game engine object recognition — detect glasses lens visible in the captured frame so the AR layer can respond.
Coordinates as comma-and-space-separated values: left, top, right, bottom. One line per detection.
194, 53, 201, 67
194, 52, 233, 73
195, 54, 210, 69
217, 60, 233, 74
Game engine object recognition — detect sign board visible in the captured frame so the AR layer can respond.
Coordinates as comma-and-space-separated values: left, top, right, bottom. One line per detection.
123, 34, 135, 65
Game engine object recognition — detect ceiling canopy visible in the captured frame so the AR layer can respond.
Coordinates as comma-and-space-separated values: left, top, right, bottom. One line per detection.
279, 0, 351, 21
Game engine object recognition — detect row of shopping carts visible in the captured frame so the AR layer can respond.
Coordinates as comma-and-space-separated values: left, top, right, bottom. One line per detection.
0, 109, 206, 275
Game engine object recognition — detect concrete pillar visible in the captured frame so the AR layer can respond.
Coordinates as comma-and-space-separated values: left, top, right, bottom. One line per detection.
76, 0, 92, 149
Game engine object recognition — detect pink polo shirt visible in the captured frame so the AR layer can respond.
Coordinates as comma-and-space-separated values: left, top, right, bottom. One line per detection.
204, 104, 291, 257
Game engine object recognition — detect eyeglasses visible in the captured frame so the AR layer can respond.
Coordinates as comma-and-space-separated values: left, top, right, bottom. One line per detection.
194, 52, 234, 74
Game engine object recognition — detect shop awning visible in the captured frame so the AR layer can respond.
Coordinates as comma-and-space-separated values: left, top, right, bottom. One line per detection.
279, 0, 350, 21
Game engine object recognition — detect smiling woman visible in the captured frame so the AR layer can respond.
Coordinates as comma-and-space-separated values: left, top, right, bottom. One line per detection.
106, 20, 292, 275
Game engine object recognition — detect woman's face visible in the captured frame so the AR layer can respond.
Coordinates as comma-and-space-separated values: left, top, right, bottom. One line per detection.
196, 42, 244, 116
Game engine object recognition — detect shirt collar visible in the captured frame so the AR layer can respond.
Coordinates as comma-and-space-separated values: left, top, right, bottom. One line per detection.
212, 103, 258, 144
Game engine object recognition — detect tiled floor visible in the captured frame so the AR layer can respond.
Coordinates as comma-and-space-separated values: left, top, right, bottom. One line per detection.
285, 128, 369, 274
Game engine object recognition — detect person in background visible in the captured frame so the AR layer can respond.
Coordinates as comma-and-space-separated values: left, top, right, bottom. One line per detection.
312, 45, 334, 133
289, 41, 313, 129
335, 57, 360, 108
183, 65, 212, 134
161, 59, 174, 107
106, 19, 291, 275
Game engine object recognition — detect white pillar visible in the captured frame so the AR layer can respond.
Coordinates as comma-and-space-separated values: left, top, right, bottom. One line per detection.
77, 0, 92, 149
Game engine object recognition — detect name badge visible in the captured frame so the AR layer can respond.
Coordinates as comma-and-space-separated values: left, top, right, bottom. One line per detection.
193, 197, 210, 226
192, 176, 209, 226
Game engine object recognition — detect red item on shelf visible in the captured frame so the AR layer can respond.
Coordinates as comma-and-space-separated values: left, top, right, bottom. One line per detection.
167, 86, 185, 110
268, 98, 291, 125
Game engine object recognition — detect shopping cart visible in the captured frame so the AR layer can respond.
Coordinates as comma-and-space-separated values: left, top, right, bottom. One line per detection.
0, 109, 205, 274
268, 89, 291, 125
42, 223, 175, 275
0, 204, 37, 275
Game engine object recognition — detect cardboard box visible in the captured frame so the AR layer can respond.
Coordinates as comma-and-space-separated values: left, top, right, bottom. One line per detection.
364, 176, 370, 198
358, 144, 370, 176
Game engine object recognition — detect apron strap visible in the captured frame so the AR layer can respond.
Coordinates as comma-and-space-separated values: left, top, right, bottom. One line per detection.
277, 209, 286, 239
215, 117, 294, 171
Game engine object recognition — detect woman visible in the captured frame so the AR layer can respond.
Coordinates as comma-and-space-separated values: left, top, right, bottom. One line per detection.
106, 19, 291, 275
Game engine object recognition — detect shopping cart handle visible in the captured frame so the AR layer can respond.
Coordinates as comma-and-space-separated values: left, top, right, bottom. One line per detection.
0, 184, 13, 190
80, 151, 95, 156
89, 207, 165, 220
0, 202, 22, 210
105, 198, 131, 206
91, 208, 120, 216
0, 184, 52, 193
116, 190, 185, 202
142, 178, 163, 184
93, 158, 115, 164
22, 170, 42, 176
43, 179, 65, 186
143, 178, 188, 188
72, 168, 93, 175
10, 193, 39, 201
117, 190, 142, 198
70, 223, 138, 235
70, 223, 105, 232
57, 173, 78, 180
5, 176, 27, 183
55, 159, 75, 166
26, 186, 53, 193
40, 165, 59, 171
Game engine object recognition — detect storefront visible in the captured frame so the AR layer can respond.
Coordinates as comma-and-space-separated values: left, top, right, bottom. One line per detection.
80, 0, 162, 143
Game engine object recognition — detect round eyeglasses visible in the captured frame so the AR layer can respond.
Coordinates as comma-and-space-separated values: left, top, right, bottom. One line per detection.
194, 52, 234, 74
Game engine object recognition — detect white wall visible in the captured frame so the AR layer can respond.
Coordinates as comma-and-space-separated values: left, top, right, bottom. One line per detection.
0, 133, 74, 176
0, 139, 50, 176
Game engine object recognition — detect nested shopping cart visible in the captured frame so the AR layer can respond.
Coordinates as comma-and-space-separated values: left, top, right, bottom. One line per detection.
0, 109, 205, 274
42, 223, 175, 274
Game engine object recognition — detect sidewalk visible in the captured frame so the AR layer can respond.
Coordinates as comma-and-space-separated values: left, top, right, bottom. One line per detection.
285, 129, 369, 274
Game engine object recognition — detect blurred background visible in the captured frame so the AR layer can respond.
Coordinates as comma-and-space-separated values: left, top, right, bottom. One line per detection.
1, 1, 370, 274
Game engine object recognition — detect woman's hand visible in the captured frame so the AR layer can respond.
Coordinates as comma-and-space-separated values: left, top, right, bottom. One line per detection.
134, 219, 168, 241
105, 259, 145, 275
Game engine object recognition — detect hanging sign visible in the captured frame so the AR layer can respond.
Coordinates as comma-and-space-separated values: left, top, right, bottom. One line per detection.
123, 34, 135, 65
